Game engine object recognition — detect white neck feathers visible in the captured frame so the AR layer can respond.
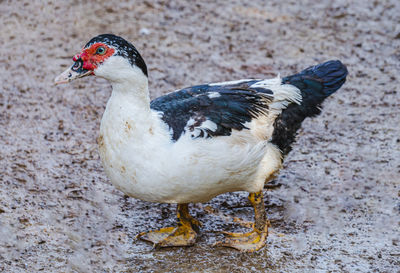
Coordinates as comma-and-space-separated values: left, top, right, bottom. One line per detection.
95, 55, 150, 108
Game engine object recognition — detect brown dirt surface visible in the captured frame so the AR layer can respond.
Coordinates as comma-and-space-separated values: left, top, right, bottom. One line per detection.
1, 0, 399, 272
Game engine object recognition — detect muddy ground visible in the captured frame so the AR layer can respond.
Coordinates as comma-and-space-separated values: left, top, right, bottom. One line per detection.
0, 0, 399, 272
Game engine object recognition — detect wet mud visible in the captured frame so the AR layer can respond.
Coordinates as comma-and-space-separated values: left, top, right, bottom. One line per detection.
0, 0, 399, 272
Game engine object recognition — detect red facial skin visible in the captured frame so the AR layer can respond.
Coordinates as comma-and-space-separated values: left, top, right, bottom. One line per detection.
73, 43, 115, 72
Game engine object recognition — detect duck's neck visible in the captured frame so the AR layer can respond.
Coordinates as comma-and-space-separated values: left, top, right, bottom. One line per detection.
100, 61, 155, 139
110, 71, 150, 112
96, 56, 151, 113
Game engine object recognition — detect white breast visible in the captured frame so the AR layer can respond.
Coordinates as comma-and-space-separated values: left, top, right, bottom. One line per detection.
98, 90, 282, 204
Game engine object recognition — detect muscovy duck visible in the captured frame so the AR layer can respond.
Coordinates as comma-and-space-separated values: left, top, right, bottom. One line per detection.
55, 34, 347, 252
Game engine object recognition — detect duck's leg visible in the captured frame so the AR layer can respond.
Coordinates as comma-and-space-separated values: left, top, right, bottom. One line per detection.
214, 190, 269, 252
137, 203, 200, 248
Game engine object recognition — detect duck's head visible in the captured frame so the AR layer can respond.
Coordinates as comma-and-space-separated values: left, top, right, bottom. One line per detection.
55, 34, 147, 85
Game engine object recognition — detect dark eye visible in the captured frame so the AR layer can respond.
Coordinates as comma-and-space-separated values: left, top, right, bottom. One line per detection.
96, 47, 106, 55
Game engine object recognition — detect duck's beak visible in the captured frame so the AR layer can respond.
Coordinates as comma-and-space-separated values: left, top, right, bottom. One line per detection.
54, 59, 93, 85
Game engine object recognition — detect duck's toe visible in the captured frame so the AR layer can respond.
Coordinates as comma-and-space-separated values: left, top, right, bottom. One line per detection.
214, 225, 269, 252
138, 224, 198, 247
137, 226, 176, 245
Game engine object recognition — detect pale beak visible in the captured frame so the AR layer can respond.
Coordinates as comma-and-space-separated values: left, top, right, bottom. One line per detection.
54, 60, 93, 85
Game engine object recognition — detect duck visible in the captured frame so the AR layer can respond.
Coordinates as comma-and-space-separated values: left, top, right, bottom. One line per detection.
55, 34, 348, 252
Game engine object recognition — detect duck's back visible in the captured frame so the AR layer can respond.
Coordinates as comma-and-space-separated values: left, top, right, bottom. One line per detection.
100, 60, 347, 203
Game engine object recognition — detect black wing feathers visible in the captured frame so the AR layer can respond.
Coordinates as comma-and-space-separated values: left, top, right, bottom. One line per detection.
151, 60, 347, 153
150, 81, 273, 141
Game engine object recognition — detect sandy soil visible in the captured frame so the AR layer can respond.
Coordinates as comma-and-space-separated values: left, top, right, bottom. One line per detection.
0, 0, 399, 272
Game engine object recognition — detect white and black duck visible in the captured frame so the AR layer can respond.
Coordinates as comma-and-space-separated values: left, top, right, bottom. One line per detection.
55, 34, 348, 251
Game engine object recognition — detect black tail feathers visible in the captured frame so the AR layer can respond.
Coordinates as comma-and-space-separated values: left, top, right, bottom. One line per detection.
271, 60, 348, 156
283, 60, 348, 98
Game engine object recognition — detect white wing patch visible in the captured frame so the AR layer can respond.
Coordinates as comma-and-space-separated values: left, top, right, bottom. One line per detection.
184, 118, 218, 138
251, 76, 302, 113
208, 92, 221, 98
209, 79, 256, 86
